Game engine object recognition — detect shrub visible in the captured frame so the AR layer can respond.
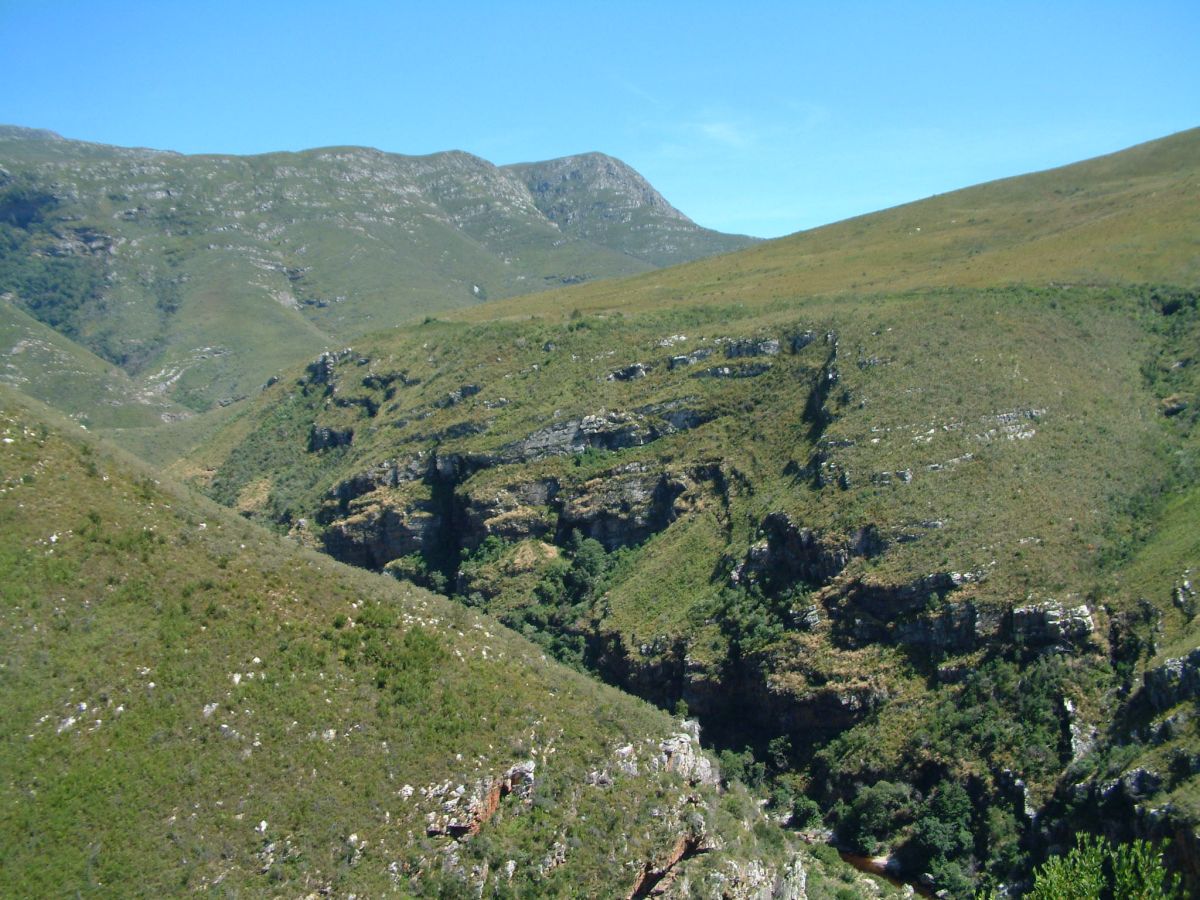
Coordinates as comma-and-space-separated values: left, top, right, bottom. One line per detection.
1029, 834, 1180, 899
792, 795, 823, 829
836, 780, 912, 855
908, 779, 973, 869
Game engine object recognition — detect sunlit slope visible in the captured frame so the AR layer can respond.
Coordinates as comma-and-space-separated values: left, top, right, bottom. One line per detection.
0, 387, 875, 898
459, 127, 1200, 323
193, 283, 1193, 644
178, 125, 1200, 894
189, 279, 1200, 891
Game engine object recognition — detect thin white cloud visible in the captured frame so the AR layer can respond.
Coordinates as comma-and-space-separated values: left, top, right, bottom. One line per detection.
611, 76, 663, 107
697, 119, 754, 148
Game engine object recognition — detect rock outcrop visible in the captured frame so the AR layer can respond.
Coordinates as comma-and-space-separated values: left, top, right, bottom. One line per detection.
789, 331, 817, 353
308, 424, 353, 451
672, 854, 808, 899
725, 338, 780, 359
825, 572, 992, 649
435, 384, 480, 408
1011, 600, 1096, 649
1143, 648, 1200, 712
609, 363, 650, 381
731, 514, 884, 593
626, 829, 714, 899
655, 721, 720, 787
322, 495, 441, 569
423, 760, 536, 838
319, 444, 723, 575
695, 363, 772, 379
557, 463, 693, 551
668, 349, 714, 370
504, 411, 652, 461
301, 348, 354, 391
459, 478, 560, 549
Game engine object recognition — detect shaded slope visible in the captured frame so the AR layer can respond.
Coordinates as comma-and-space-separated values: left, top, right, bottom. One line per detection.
0, 300, 188, 428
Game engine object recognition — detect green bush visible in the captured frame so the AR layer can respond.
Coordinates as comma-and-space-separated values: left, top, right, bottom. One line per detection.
1029, 834, 1180, 900
718, 747, 766, 789
908, 779, 973, 870
836, 780, 912, 855
792, 795, 823, 829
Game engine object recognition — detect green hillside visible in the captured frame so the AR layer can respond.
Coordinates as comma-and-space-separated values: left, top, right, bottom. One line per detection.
0, 126, 755, 417
0, 300, 188, 429
0, 386, 914, 898
187, 128, 1200, 895
465, 127, 1200, 322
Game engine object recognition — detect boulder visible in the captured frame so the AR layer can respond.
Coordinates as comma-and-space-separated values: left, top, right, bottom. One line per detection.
608, 362, 649, 381
307, 425, 353, 452
725, 338, 780, 358
1011, 600, 1095, 648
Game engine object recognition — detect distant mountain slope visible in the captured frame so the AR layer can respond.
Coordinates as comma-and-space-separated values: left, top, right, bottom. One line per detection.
0, 126, 756, 414
505, 153, 748, 267
0, 386, 901, 897
469, 126, 1200, 322
0, 300, 187, 428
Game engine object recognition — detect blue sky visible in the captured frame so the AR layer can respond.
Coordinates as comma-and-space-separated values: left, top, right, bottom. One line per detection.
2, 1, 1197, 238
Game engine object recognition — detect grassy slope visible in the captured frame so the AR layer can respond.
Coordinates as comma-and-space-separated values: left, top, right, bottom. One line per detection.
460, 127, 1200, 323
189, 127, 1200, 670
1, 386, 912, 897
0, 300, 188, 428
184, 127, 1200, 892
193, 286, 1187, 699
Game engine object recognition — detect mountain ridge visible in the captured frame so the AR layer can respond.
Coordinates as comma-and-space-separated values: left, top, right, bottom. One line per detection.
0, 125, 757, 419
453, 125, 1200, 324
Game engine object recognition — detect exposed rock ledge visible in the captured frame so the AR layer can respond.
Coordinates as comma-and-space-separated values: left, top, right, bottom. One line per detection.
423, 760, 535, 838
1143, 648, 1200, 712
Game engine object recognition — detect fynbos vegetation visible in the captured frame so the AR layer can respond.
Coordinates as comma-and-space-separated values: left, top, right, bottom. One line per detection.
3, 125, 1199, 895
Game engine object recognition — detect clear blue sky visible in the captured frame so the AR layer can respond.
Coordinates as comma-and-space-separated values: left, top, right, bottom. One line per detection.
2, 1, 1197, 238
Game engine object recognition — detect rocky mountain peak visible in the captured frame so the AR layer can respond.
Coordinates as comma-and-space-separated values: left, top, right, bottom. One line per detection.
505, 151, 689, 227
0, 125, 67, 142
